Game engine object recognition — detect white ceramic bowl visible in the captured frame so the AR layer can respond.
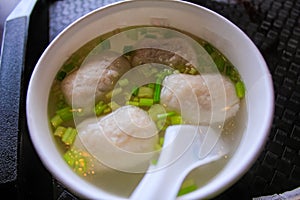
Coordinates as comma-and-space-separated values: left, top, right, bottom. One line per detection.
26, 0, 274, 199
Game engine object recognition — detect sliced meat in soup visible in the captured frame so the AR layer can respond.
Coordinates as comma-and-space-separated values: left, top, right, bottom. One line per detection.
160, 73, 240, 125
131, 37, 198, 70
73, 105, 158, 172
61, 51, 131, 111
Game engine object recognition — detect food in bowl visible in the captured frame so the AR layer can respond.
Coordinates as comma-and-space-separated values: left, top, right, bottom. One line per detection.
27, 1, 274, 199
47, 25, 246, 197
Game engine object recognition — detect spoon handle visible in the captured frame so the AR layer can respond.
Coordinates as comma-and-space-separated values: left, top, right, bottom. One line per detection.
130, 163, 186, 200
130, 125, 199, 200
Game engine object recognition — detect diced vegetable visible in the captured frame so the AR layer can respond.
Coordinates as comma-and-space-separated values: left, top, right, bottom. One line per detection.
50, 106, 75, 128
53, 126, 77, 146
138, 86, 154, 98
188, 67, 198, 75
204, 43, 214, 54
131, 86, 139, 96
50, 115, 64, 129
153, 83, 161, 103
211, 52, 225, 73
61, 127, 77, 146
56, 71, 67, 81
126, 101, 140, 106
94, 101, 109, 116
56, 106, 74, 121
235, 81, 246, 98
178, 179, 198, 196
157, 111, 176, 120
227, 65, 240, 82
139, 98, 154, 107
159, 137, 164, 146
63, 148, 94, 176
53, 126, 67, 137
170, 115, 182, 125
151, 159, 158, 165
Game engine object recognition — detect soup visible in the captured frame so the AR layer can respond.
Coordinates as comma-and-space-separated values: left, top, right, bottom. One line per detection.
48, 26, 246, 197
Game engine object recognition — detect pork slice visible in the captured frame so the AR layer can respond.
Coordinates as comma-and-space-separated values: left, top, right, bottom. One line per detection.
61, 51, 131, 110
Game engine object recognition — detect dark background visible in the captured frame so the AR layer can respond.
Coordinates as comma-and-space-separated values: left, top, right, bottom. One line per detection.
0, 0, 20, 56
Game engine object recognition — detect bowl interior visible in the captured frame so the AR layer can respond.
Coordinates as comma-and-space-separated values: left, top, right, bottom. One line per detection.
26, 0, 274, 199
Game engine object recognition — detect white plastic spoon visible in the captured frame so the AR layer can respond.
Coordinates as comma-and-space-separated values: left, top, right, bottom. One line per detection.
130, 125, 228, 200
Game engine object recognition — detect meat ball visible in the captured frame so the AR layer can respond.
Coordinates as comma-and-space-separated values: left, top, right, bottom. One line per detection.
73, 105, 159, 173
160, 73, 240, 125
131, 37, 198, 71
61, 51, 131, 111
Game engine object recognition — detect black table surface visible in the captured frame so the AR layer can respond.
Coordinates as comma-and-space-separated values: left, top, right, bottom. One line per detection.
0, 0, 299, 199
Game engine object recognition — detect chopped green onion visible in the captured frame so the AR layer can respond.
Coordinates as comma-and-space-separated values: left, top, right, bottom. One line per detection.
56, 106, 74, 121
138, 86, 154, 98
204, 43, 214, 54
153, 83, 161, 103
63, 148, 94, 176
131, 86, 139, 96
139, 98, 154, 107
118, 78, 129, 87
103, 107, 112, 114
178, 179, 198, 196
229, 67, 240, 82
132, 97, 139, 102
225, 64, 240, 82
151, 159, 158, 165
211, 52, 225, 73
56, 71, 67, 81
126, 101, 140, 106
155, 143, 162, 151
188, 67, 198, 75
61, 127, 77, 146
56, 98, 68, 110
94, 101, 108, 116
159, 137, 164, 146
170, 115, 182, 125
50, 114, 63, 128
157, 111, 176, 120
64, 149, 76, 167
54, 126, 67, 137
63, 63, 76, 73
235, 81, 246, 98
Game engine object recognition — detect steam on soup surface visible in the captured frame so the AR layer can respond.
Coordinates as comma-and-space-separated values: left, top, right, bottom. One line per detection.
48, 26, 246, 197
